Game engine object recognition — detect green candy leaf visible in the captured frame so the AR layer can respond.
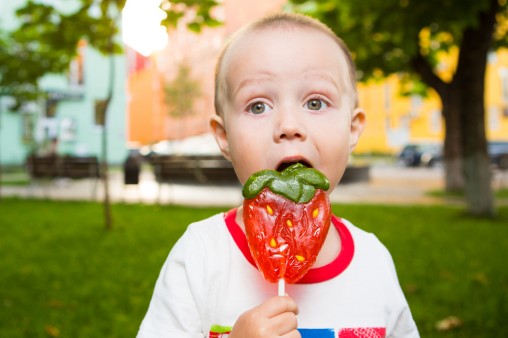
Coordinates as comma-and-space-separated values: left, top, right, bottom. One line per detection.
242, 163, 330, 203
299, 184, 317, 203
242, 170, 278, 199
295, 167, 329, 190
269, 177, 301, 202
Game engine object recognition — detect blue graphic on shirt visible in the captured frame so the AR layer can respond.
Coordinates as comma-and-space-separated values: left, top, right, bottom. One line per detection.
298, 328, 335, 337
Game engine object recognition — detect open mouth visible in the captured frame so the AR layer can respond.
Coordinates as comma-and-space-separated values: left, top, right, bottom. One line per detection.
276, 160, 312, 172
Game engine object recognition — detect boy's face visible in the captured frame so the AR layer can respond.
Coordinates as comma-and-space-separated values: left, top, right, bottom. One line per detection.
211, 27, 365, 190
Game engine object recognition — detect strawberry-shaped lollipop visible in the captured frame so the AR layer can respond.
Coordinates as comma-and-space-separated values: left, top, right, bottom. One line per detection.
242, 163, 331, 291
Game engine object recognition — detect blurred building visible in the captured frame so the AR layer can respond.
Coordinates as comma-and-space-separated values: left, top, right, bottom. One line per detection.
0, 0, 128, 166
126, 0, 287, 146
1, 0, 508, 169
354, 49, 508, 154
126, 1, 508, 156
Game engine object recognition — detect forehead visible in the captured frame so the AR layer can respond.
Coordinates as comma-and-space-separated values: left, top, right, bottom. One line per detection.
222, 26, 353, 95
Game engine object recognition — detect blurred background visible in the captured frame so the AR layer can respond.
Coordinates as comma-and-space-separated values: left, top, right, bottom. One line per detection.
1, 1, 508, 337
0, 0, 507, 225
1, 1, 507, 214
0, 0, 506, 162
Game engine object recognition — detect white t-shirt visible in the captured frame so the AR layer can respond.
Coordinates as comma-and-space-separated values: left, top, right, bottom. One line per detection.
137, 209, 419, 338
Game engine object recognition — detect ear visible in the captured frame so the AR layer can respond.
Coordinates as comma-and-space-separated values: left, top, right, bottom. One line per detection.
349, 107, 366, 152
210, 114, 231, 160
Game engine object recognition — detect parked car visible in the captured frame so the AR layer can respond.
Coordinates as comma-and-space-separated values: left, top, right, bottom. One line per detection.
488, 141, 508, 169
398, 143, 443, 167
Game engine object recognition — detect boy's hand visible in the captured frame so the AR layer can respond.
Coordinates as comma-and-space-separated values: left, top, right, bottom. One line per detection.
229, 296, 301, 338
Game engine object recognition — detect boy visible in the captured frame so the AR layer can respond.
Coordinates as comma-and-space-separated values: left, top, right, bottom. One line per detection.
137, 13, 419, 338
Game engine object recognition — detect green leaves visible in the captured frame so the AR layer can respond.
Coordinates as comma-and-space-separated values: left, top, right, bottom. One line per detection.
160, 0, 222, 32
287, 0, 507, 83
242, 163, 330, 203
163, 63, 201, 118
0, 0, 222, 109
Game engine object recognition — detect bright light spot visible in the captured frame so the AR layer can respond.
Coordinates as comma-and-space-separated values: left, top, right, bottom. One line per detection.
122, 0, 168, 56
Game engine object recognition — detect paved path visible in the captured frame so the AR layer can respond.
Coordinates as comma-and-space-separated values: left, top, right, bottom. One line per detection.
1, 165, 462, 206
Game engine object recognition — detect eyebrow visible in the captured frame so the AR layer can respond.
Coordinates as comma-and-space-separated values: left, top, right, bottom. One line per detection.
231, 72, 275, 98
232, 71, 344, 97
301, 71, 343, 93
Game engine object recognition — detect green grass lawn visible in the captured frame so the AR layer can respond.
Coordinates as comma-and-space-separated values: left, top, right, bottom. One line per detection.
1, 198, 507, 337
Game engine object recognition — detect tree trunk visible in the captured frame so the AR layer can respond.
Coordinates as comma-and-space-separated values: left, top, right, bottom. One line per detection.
0, 110, 3, 202
441, 85, 464, 192
456, 73, 494, 216
0, 123, 3, 201
101, 29, 116, 231
411, 53, 464, 191
454, 0, 498, 217
102, 110, 112, 230
413, 0, 498, 217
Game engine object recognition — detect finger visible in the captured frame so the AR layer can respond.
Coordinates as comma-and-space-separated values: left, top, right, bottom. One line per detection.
270, 311, 298, 335
259, 296, 299, 318
281, 329, 302, 338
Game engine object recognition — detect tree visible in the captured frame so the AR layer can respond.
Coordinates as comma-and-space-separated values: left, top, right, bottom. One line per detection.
289, 0, 507, 217
163, 63, 202, 138
0, 0, 221, 227
0, 26, 50, 201
164, 63, 202, 118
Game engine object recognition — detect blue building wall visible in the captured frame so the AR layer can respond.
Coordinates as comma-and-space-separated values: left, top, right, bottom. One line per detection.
0, 101, 27, 166
0, 0, 128, 166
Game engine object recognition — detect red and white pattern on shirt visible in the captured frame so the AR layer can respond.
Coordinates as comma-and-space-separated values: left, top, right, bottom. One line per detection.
338, 327, 386, 338
209, 327, 386, 337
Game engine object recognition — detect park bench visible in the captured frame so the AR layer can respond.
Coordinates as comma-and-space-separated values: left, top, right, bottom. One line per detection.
150, 154, 237, 184
149, 154, 238, 201
150, 155, 372, 185
341, 164, 370, 184
59, 156, 100, 179
26, 154, 100, 197
26, 155, 60, 179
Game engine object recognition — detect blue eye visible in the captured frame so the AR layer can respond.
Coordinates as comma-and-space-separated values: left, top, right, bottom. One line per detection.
306, 98, 328, 111
250, 102, 269, 114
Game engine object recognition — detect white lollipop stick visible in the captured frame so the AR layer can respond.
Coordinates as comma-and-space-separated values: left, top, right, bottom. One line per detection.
278, 278, 285, 296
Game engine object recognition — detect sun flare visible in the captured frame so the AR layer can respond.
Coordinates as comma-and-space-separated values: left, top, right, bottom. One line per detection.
121, 0, 168, 56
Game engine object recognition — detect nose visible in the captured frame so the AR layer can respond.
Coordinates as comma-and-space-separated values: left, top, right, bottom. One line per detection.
274, 108, 307, 142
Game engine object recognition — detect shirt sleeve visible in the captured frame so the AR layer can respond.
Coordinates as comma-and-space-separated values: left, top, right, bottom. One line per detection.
389, 306, 420, 338
377, 238, 420, 338
136, 224, 208, 338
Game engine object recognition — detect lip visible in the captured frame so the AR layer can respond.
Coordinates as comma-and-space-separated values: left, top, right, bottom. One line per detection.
275, 156, 313, 172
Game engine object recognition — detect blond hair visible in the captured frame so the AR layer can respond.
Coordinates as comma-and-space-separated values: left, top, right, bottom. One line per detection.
214, 12, 358, 116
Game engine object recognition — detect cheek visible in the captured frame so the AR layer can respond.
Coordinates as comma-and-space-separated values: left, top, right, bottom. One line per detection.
227, 132, 265, 184
315, 119, 350, 151
317, 126, 351, 186
330, 154, 350, 186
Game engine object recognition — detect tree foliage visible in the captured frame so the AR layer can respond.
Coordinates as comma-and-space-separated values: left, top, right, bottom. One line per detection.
288, 0, 506, 82
0, 0, 221, 226
0, 0, 221, 106
164, 63, 201, 118
288, 0, 507, 216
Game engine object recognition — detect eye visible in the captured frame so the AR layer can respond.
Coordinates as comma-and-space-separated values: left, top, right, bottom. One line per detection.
249, 101, 271, 114
305, 98, 328, 111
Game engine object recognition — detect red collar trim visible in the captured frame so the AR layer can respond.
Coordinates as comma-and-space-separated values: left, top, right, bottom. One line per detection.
224, 208, 355, 284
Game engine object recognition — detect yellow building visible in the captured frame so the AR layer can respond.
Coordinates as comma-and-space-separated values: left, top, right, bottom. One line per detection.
486, 50, 508, 141
355, 49, 508, 155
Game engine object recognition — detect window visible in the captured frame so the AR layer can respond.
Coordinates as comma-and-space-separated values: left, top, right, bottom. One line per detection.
488, 106, 500, 131
499, 67, 508, 103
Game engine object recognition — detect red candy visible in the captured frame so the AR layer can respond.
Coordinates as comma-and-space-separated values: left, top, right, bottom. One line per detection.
242, 164, 331, 284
